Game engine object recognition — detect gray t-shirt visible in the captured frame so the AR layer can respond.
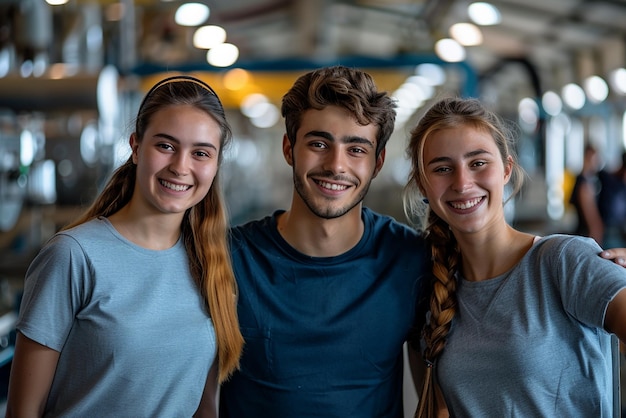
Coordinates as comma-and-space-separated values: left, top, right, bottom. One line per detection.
437, 234, 626, 417
17, 217, 216, 417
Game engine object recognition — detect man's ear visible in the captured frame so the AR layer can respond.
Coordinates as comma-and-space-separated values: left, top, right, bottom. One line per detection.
282, 134, 294, 166
372, 148, 386, 178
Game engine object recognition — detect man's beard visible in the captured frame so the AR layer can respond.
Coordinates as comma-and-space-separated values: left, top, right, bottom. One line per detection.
292, 170, 372, 219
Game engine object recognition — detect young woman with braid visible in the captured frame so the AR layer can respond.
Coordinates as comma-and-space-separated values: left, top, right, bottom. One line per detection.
6, 75, 243, 417
404, 97, 626, 417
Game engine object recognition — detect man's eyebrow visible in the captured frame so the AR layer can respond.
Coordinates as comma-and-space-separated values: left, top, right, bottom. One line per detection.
153, 133, 218, 150
304, 130, 375, 149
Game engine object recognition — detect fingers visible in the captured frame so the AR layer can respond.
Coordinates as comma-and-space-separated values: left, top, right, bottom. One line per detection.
601, 250, 626, 267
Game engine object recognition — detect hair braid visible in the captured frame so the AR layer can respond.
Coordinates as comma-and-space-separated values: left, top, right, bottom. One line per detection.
423, 214, 459, 362
415, 214, 459, 418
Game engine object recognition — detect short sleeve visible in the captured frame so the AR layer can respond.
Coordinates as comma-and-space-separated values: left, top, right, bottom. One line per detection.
17, 233, 92, 351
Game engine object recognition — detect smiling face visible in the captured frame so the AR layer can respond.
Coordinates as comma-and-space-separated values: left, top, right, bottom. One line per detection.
421, 125, 513, 235
283, 105, 384, 219
131, 104, 221, 218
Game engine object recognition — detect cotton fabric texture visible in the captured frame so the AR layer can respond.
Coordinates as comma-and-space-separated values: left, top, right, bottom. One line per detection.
219, 208, 430, 418
437, 234, 626, 417
17, 217, 216, 417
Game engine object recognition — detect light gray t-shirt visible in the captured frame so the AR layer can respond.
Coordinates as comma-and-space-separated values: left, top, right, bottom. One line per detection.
437, 234, 626, 417
17, 217, 216, 417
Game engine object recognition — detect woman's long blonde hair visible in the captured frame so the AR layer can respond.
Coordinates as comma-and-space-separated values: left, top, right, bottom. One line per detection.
403, 97, 525, 416
64, 75, 243, 382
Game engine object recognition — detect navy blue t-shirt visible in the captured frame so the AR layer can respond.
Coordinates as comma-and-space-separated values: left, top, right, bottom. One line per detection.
220, 208, 430, 418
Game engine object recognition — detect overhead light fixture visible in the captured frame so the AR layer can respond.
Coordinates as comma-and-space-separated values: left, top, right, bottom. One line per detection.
450, 23, 483, 46
207, 43, 239, 67
609, 68, 626, 95
561, 83, 586, 110
468, 2, 501, 26
193, 25, 227, 49
583, 75, 609, 103
542, 91, 563, 116
241, 93, 269, 118
434, 38, 466, 63
175, 3, 210, 27
249, 102, 280, 128
518, 97, 539, 131
223, 68, 250, 91
415, 63, 446, 86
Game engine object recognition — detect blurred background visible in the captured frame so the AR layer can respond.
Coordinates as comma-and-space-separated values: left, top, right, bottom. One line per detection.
1, 0, 626, 412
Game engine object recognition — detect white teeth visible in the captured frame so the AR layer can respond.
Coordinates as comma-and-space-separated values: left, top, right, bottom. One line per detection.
161, 180, 190, 192
451, 197, 481, 210
318, 180, 348, 191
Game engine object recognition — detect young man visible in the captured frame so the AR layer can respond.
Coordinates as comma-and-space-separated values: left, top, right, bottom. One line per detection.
219, 65, 430, 417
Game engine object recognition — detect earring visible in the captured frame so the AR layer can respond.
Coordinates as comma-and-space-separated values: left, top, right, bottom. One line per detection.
422, 198, 429, 204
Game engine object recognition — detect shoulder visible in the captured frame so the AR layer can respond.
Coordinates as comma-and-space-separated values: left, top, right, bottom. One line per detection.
43, 219, 103, 249
41, 218, 128, 262
363, 207, 421, 239
230, 212, 277, 236
533, 234, 602, 262
535, 234, 601, 254
362, 208, 428, 259
60, 217, 108, 236
229, 211, 281, 251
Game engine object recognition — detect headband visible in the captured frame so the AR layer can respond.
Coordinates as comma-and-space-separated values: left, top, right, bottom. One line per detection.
138, 75, 223, 112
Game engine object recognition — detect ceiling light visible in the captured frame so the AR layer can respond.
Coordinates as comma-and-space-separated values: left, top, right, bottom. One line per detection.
223, 68, 250, 91
561, 83, 586, 110
404, 76, 434, 99
542, 91, 562, 116
518, 97, 539, 130
468, 2, 501, 26
415, 63, 446, 86
434, 39, 466, 63
610, 68, 626, 95
175, 3, 210, 27
207, 43, 239, 67
193, 25, 226, 49
450, 23, 483, 46
583, 75, 609, 103
249, 102, 280, 128
241, 94, 269, 118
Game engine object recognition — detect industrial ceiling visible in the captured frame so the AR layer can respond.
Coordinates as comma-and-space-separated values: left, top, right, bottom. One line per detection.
2, 0, 626, 101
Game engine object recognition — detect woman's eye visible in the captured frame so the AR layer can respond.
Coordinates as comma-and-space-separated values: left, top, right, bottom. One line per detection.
194, 150, 213, 158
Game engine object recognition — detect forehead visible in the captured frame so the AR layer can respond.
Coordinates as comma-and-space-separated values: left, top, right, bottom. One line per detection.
144, 104, 222, 144
298, 106, 378, 142
425, 125, 498, 156
147, 105, 216, 127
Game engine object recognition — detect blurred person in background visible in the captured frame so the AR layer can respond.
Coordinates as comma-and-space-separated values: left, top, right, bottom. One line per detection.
597, 151, 626, 248
569, 144, 604, 244
6, 75, 243, 418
